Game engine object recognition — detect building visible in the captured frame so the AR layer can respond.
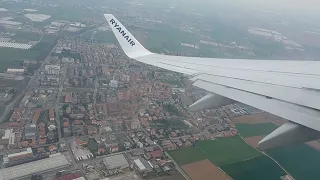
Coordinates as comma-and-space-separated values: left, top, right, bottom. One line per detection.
131, 119, 141, 130
149, 150, 164, 159
33, 108, 41, 124
63, 128, 71, 137
133, 157, 153, 173
19, 94, 31, 107
61, 57, 74, 64
24, 124, 37, 140
6, 68, 25, 74
102, 154, 129, 170
0, 154, 70, 180
0, 129, 15, 145
49, 108, 55, 121
10, 108, 24, 122
110, 145, 120, 153
5, 147, 33, 162
45, 65, 60, 75
109, 80, 118, 88
70, 141, 93, 161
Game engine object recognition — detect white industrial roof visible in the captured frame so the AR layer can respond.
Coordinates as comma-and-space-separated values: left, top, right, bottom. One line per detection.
103, 154, 129, 169
133, 159, 145, 170
8, 148, 32, 158
0, 155, 69, 180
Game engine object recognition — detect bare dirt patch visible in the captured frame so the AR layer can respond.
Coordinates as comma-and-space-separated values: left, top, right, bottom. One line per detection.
231, 112, 287, 126
182, 159, 230, 180
149, 174, 186, 180
244, 136, 265, 148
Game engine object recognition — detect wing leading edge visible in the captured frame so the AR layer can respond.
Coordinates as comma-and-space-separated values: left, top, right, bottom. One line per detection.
105, 14, 320, 149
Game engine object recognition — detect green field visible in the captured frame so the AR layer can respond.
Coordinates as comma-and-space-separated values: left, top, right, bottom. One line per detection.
267, 144, 320, 180
12, 30, 42, 41
221, 155, 286, 180
195, 136, 262, 165
94, 31, 117, 44
235, 123, 278, 138
80, 30, 117, 44
168, 147, 207, 165
0, 35, 57, 72
0, 48, 40, 72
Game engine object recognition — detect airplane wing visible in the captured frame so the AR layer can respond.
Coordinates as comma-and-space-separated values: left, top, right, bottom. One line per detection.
104, 14, 320, 149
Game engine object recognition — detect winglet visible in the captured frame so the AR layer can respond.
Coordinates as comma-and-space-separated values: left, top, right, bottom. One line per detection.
104, 14, 153, 58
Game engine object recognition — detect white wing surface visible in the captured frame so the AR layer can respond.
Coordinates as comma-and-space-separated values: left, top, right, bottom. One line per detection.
105, 14, 320, 149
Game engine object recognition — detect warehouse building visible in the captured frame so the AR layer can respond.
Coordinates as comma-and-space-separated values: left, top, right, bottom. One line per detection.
6, 68, 25, 74
133, 157, 153, 173
0, 154, 70, 180
24, 124, 37, 140
3, 147, 33, 163
70, 141, 93, 161
45, 65, 60, 75
0, 129, 15, 145
102, 154, 129, 170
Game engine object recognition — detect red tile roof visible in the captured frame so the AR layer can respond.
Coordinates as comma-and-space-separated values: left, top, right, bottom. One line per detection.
150, 150, 164, 159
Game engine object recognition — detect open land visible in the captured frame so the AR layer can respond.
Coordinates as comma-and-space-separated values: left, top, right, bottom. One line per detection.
0, 35, 56, 72
231, 112, 287, 126
267, 144, 320, 180
168, 147, 207, 165
244, 136, 265, 148
149, 174, 186, 180
221, 155, 286, 180
232, 115, 320, 180
235, 123, 278, 138
195, 136, 261, 166
182, 159, 230, 180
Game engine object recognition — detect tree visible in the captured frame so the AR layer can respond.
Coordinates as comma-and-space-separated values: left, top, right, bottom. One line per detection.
62, 104, 69, 110
88, 139, 98, 153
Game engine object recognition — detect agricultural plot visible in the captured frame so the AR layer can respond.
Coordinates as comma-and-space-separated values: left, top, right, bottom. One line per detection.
235, 123, 278, 138
183, 159, 230, 180
195, 136, 261, 166
168, 147, 207, 165
221, 155, 286, 180
266, 144, 320, 180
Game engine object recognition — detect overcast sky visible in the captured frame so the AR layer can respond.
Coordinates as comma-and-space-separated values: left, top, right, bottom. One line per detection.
240, 0, 320, 10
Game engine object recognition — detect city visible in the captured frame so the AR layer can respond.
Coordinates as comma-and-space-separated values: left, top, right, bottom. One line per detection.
0, 0, 320, 180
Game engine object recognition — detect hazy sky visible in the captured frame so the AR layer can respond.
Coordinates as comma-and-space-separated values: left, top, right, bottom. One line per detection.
242, 0, 320, 10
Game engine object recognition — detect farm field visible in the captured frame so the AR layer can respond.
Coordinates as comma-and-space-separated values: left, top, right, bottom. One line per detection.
235, 123, 278, 138
244, 136, 265, 148
195, 136, 261, 166
182, 159, 230, 180
0, 35, 57, 72
231, 112, 286, 126
220, 155, 286, 180
149, 174, 185, 180
266, 144, 320, 180
168, 147, 207, 165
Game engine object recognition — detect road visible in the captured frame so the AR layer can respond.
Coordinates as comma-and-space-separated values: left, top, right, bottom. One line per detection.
55, 66, 67, 141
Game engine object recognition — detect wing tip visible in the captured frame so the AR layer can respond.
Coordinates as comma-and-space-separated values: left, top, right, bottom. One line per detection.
104, 14, 153, 58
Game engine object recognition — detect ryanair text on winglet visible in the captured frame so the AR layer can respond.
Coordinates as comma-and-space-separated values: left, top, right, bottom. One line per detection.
110, 19, 136, 46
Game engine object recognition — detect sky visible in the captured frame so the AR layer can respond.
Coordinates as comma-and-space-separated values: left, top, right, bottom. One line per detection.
241, 0, 320, 10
